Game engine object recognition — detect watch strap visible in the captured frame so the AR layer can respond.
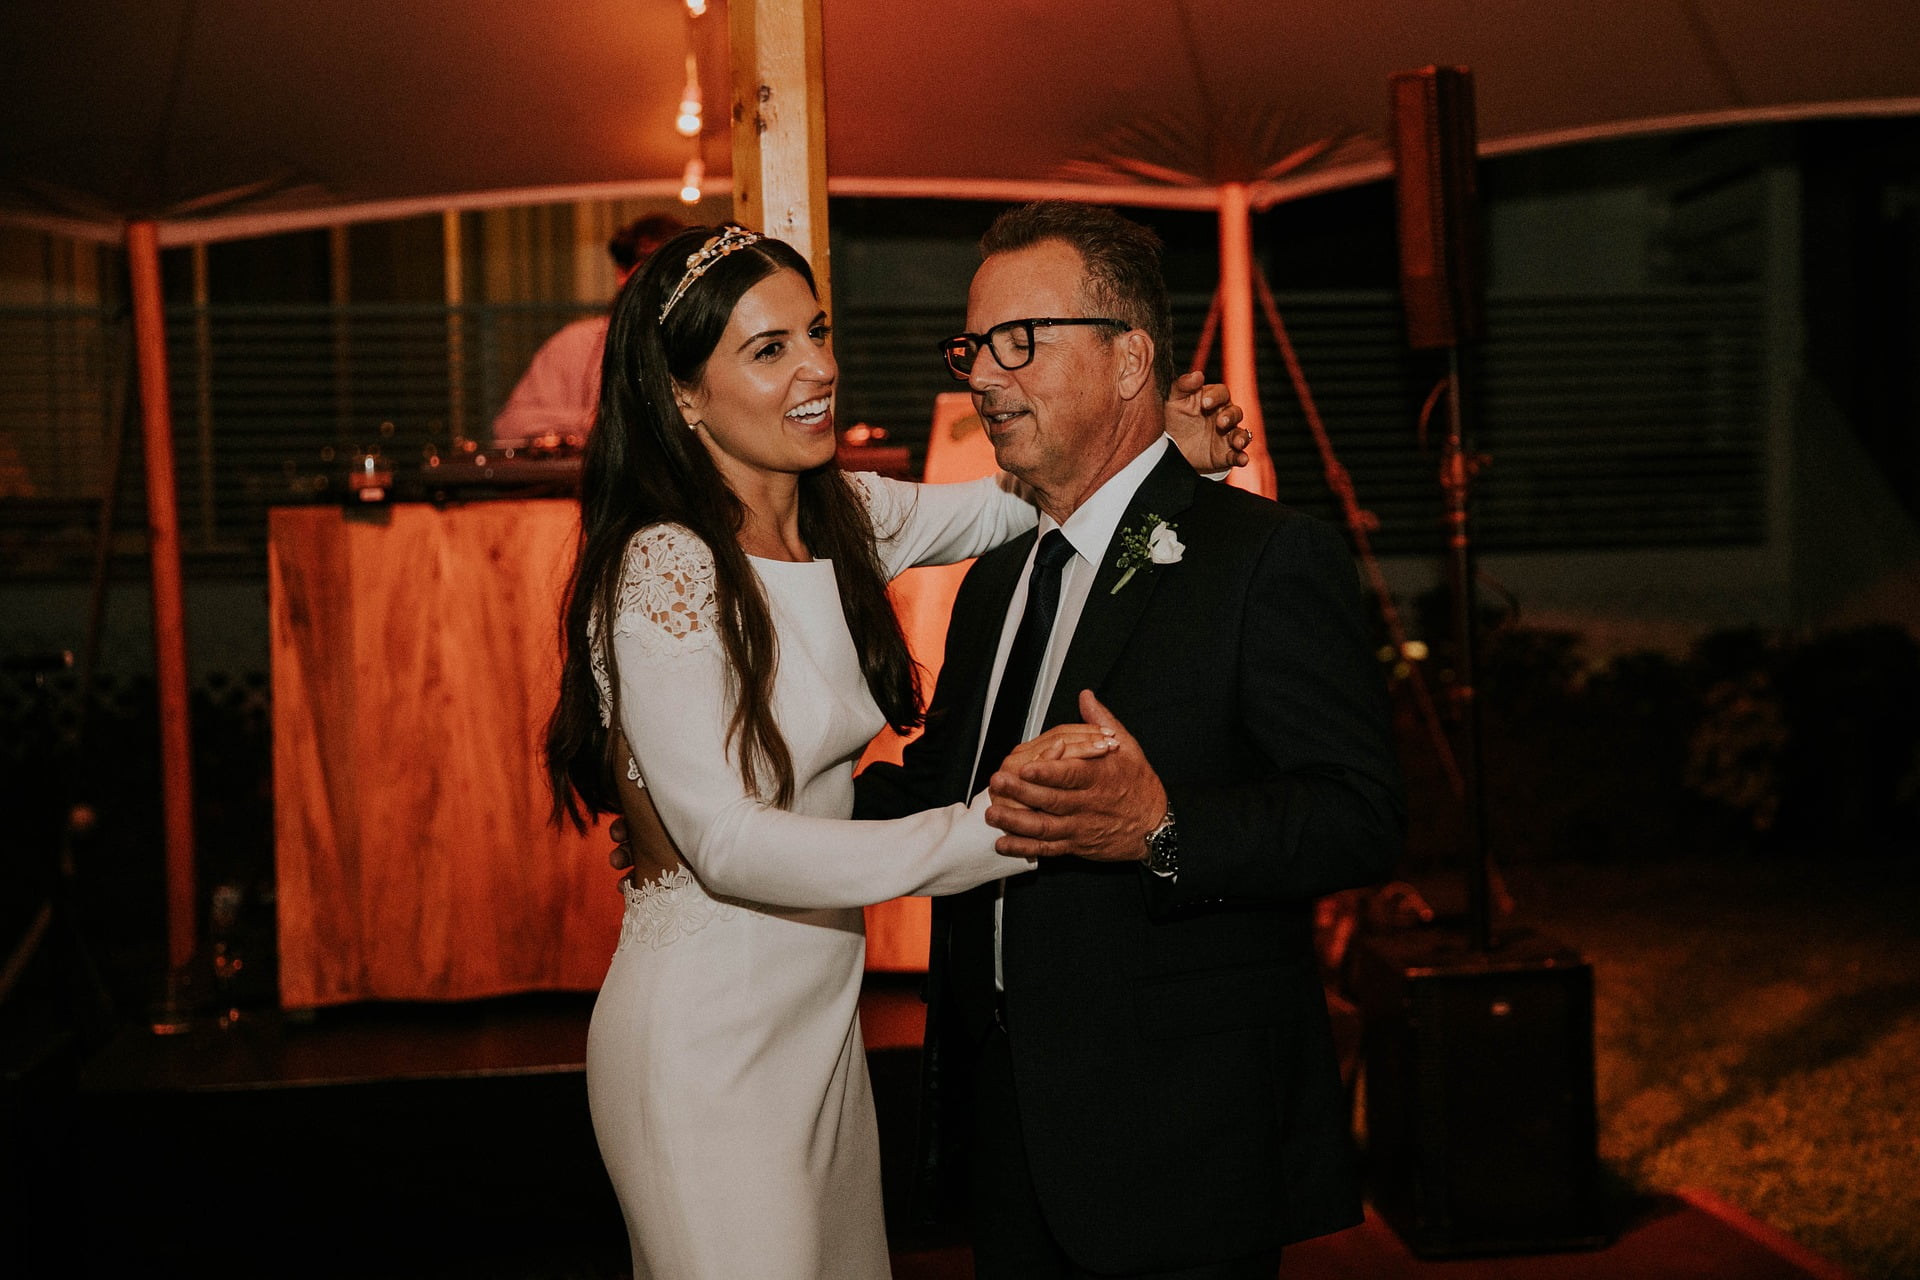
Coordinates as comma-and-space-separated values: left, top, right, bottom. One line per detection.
1143, 805, 1178, 879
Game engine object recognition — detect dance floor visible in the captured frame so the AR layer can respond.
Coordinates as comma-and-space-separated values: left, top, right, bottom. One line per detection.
3, 982, 1855, 1279
893, 1193, 1858, 1280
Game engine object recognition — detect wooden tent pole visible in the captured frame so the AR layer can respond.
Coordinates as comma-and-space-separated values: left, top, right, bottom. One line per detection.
126, 220, 199, 1001
1217, 182, 1275, 498
442, 210, 468, 442
729, 0, 832, 309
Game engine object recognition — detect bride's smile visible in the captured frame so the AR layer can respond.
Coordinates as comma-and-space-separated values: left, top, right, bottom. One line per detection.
675, 267, 839, 483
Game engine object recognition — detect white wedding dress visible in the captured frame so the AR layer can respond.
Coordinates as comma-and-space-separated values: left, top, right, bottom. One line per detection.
585, 473, 1034, 1279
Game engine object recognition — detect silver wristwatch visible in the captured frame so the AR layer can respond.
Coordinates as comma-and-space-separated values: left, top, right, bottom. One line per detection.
1143, 805, 1179, 879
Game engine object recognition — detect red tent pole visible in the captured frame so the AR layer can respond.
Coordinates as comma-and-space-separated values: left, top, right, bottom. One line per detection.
126, 220, 198, 1018
1217, 182, 1276, 498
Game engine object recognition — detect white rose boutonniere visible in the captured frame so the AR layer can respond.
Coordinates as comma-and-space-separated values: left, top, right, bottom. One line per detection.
1111, 513, 1184, 595
1147, 521, 1185, 565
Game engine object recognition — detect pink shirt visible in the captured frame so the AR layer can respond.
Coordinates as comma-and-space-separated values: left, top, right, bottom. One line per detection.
489, 315, 608, 447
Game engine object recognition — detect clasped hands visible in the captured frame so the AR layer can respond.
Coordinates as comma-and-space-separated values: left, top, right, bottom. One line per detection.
603, 689, 1167, 880
986, 690, 1167, 863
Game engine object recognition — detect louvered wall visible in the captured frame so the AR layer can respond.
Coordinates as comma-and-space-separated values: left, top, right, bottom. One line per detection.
839, 288, 1767, 556
0, 288, 1765, 577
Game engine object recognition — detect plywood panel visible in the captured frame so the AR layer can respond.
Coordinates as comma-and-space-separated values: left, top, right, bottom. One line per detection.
271, 501, 623, 1007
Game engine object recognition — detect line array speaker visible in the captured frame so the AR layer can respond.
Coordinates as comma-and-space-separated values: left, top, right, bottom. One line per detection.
1390, 66, 1484, 350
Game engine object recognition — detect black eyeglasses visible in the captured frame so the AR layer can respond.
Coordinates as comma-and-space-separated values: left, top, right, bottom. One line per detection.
939, 317, 1129, 380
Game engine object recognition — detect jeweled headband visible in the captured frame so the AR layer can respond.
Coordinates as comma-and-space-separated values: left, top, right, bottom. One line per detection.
659, 226, 765, 322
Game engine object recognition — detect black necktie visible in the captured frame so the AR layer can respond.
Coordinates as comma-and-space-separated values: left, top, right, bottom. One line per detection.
970, 529, 1076, 798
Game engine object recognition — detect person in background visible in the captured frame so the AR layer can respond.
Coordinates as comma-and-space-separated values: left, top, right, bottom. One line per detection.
489, 213, 687, 450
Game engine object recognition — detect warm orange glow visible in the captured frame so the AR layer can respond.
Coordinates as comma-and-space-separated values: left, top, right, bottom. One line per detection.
270, 502, 625, 1007
857, 392, 996, 969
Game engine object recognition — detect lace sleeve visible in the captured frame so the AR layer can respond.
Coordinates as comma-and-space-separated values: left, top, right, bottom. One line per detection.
612, 524, 720, 649
590, 524, 721, 735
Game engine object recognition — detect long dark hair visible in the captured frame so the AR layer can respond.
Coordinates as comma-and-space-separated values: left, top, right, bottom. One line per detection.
547, 225, 920, 827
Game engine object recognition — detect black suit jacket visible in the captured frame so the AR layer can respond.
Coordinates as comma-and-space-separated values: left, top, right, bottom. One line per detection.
856, 443, 1404, 1272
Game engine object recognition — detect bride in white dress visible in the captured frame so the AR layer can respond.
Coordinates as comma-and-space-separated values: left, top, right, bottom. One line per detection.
545, 225, 1244, 1279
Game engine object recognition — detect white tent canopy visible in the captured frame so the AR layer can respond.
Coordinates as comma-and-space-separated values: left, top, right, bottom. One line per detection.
4, 0, 1917, 246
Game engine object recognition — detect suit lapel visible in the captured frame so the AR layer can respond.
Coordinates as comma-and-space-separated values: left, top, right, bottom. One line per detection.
1044, 443, 1198, 728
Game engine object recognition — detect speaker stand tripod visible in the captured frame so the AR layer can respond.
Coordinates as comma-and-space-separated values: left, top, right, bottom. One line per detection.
1358, 64, 1609, 1258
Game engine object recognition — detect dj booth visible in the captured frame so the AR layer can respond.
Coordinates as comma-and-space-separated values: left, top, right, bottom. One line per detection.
270, 432, 949, 1008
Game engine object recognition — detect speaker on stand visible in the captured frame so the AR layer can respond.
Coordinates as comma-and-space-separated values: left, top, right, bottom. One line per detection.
1355, 66, 1608, 1258
1391, 65, 1483, 352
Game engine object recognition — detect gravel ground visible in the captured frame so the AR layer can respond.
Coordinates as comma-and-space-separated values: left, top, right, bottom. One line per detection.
1487, 857, 1920, 1280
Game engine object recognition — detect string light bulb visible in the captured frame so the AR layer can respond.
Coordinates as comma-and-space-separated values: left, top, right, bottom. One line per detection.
676, 53, 702, 137
678, 0, 707, 205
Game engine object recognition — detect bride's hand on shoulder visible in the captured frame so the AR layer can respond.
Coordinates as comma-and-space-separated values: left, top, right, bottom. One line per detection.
1164, 369, 1250, 473
989, 724, 1115, 812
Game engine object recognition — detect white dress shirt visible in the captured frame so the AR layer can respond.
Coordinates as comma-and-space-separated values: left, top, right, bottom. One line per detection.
970, 436, 1176, 986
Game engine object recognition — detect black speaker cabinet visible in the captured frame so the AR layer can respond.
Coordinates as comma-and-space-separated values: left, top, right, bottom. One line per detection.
1354, 926, 1608, 1257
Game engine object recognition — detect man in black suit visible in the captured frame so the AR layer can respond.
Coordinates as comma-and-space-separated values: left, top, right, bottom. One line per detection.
854, 202, 1404, 1278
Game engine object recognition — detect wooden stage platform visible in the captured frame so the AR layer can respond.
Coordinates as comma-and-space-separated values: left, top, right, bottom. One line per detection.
5, 980, 1854, 1279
